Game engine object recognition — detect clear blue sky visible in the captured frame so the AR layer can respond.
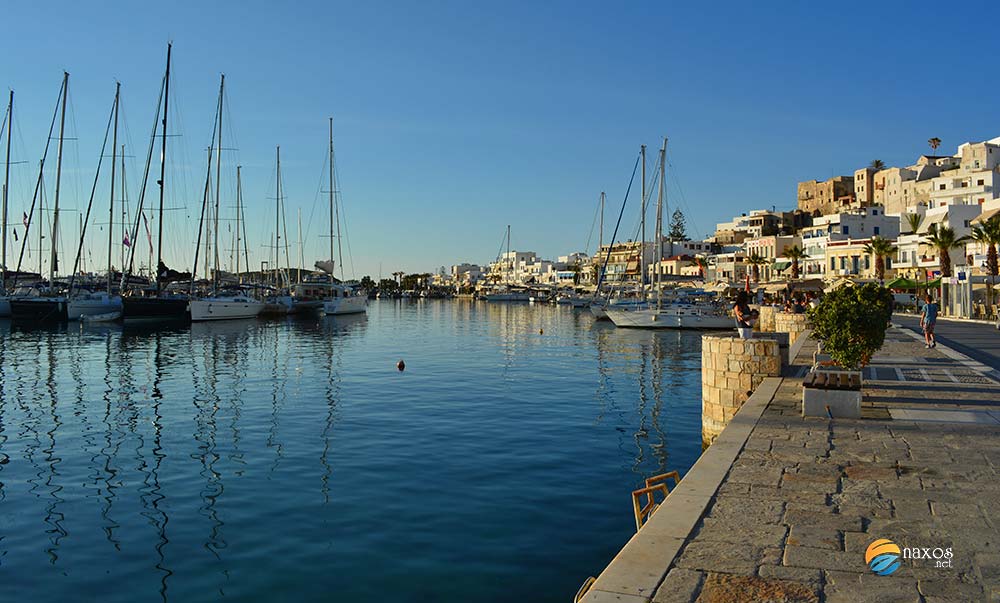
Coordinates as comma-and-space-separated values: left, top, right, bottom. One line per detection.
2, 1, 998, 279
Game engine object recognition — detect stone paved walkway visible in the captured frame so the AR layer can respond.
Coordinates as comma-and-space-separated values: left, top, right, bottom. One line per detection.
590, 328, 1000, 603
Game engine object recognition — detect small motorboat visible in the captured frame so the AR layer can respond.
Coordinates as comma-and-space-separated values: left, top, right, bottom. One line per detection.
81, 311, 122, 322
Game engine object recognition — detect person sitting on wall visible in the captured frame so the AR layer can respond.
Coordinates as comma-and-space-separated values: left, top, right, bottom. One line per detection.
733, 290, 758, 338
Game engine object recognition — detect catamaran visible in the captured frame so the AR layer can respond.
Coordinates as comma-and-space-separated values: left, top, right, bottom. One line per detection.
321, 118, 367, 316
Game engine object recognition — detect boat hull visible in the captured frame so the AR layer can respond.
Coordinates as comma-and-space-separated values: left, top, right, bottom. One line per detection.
0, 297, 9, 317
190, 298, 265, 321
606, 308, 734, 330
10, 298, 69, 323
68, 295, 123, 321
323, 295, 367, 315
484, 293, 531, 302
122, 297, 191, 322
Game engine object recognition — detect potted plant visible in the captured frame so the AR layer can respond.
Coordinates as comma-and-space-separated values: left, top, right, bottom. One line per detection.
802, 283, 894, 417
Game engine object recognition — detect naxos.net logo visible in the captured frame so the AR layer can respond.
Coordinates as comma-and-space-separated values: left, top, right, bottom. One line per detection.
865, 538, 954, 575
865, 539, 902, 575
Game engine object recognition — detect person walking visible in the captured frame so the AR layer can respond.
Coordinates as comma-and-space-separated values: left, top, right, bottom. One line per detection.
920, 294, 938, 348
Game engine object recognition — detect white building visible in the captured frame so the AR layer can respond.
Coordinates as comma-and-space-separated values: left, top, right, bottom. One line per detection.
798, 207, 899, 278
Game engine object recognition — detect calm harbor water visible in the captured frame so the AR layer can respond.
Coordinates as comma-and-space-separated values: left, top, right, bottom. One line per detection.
0, 300, 705, 602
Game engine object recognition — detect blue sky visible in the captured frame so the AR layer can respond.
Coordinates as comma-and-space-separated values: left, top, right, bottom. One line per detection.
2, 1, 998, 279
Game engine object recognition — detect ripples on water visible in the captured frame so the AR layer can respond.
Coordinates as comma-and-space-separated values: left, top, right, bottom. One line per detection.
0, 300, 705, 602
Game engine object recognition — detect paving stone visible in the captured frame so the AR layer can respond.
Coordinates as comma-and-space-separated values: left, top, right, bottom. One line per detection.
823, 570, 922, 603
785, 525, 841, 551
784, 508, 863, 532
674, 540, 759, 575
651, 568, 703, 603
783, 545, 858, 572
694, 572, 817, 603
693, 518, 787, 548
917, 577, 985, 600
705, 497, 784, 525
755, 565, 822, 591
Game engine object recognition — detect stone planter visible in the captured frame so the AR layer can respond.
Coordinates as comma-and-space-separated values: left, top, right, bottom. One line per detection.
802, 369, 862, 418
774, 312, 810, 345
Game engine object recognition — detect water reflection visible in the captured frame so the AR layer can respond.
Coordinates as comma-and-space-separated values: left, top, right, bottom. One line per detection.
0, 302, 702, 603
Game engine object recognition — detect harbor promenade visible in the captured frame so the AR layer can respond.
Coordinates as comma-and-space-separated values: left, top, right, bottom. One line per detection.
582, 327, 1000, 603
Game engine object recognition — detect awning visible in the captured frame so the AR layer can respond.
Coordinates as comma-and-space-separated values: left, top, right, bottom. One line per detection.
918, 212, 946, 233
790, 279, 825, 292
763, 282, 788, 293
885, 276, 921, 290
772, 261, 791, 271
972, 207, 1000, 225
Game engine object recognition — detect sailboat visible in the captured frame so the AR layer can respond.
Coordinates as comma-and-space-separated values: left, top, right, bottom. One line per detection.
10, 72, 71, 323
483, 225, 531, 302
0, 90, 13, 317
321, 118, 367, 316
121, 43, 192, 322
607, 138, 731, 330
67, 82, 124, 320
188, 74, 264, 322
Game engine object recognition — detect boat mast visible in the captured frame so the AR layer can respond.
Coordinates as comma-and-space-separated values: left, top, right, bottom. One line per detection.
49, 71, 69, 287
212, 74, 224, 294
598, 191, 604, 254
2, 90, 11, 292
331, 122, 344, 281
655, 138, 666, 311
155, 43, 171, 295
507, 224, 511, 285
275, 145, 280, 288
120, 145, 126, 272
235, 164, 242, 280
640, 144, 646, 290
69, 83, 118, 297
297, 208, 302, 284
107, 83, 119, 295
328, 117, 335, 285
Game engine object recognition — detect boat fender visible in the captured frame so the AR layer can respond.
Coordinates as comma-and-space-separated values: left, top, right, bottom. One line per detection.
397, 359, 405, 372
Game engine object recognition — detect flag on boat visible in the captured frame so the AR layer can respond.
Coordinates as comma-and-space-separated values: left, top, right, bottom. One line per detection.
142, 212, 153, 253
13, 228, 17, 242
123, 231, 131, 247
22, 212, 28, 228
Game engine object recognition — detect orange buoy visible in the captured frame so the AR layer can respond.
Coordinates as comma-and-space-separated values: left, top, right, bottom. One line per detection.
397, 359, 405, 371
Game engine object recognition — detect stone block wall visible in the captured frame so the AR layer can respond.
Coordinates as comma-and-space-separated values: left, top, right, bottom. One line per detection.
756, 305, 777, 333
773, 313, 810, 346
701, 334, 781, 445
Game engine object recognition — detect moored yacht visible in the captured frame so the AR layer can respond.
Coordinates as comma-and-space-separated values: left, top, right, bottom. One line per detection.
190, 293, 264, 321
68, 291, 123, 320
323, 284, 367, 315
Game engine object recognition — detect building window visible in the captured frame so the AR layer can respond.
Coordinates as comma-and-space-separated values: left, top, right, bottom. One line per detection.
874, 227, 880, 235
978, 179, 985, 186
830, 258, 835, 270
939, 184, 946, 190
843, 225, 849, 235
872, 209, 878, 215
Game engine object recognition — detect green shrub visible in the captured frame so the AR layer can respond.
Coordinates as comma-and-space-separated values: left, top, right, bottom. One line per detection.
807, 283, 893, 370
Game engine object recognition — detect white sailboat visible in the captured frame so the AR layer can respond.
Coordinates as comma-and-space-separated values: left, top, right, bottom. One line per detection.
607, 138, 731, 330
189, 75, 263, 322
321, 118, 367, 316
67, 82, 124, 320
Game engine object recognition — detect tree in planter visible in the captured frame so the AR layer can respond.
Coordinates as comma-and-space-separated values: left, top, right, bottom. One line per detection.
784, 245, 806, 280
807, 283, 894, 370
863, 236, 896, 282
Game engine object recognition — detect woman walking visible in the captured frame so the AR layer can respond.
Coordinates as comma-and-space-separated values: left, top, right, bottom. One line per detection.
920, 294, 938, 348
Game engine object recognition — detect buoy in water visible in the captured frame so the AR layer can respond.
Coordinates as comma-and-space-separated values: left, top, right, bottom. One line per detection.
397, 359, 405, 371
539, 328, 544, 334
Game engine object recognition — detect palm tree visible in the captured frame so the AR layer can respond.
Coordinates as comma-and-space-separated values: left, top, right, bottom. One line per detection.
863, 236, 896, 282
746, 252, 767, 282
970, 216, 1000, 305
924, 224, 968, 278
869, 159, 886, 171
783, 245, 806, 280
928, 137, 942, 153
903, 213, 923, 235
